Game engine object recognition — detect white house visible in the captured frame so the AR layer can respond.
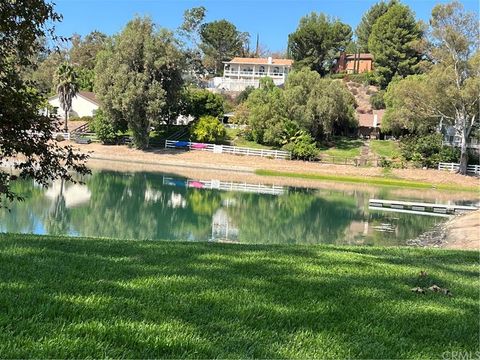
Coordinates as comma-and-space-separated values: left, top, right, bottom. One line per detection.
208, 57, 294, 92
48, 91, 99, 119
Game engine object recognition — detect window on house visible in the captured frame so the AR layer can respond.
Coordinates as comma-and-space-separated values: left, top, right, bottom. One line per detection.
259, 66, 265, 73
273, 67, 280, 74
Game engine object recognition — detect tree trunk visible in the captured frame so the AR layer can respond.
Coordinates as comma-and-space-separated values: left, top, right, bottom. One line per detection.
458, 129, 468, 175
64, 110, 68, 133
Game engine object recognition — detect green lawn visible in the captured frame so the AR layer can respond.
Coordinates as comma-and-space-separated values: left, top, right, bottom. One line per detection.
226, 128, 275, 150
370, 140, 401, 158
0, 234, 478, 358
319, 138, 364, 158
255, 169, 479, 192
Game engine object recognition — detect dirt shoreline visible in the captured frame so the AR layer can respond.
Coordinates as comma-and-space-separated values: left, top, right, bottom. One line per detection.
72, 142, 480, 188
407, 211, 480, 250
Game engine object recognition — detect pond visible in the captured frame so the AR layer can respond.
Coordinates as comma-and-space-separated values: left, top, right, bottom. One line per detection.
0, 169, 475, 246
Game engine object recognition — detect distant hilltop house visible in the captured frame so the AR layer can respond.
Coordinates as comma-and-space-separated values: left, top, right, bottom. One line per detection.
208, 56, 294, 92
335, 52, 374, 74
357, 110, 384, 139
48, 91, 99, 119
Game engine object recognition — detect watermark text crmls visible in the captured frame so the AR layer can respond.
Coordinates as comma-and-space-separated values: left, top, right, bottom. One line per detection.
442, 351, 480, 360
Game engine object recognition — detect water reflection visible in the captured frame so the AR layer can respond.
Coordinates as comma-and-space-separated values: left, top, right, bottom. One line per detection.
0, 170, 460, 246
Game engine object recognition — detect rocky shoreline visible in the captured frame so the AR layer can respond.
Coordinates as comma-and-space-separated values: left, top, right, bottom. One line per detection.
407, 210, 480, 250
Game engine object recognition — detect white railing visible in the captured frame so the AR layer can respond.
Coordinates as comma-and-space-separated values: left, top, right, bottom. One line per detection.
163, 177, 285, 195
52, 132, 71, 140
438, 162, 480, 176
223, 70, 285, 78
165, 140, 291, 160
443, 141, 480, 149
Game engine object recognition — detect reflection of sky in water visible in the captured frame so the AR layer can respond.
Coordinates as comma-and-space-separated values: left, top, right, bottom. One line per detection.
0, 170, 476, 246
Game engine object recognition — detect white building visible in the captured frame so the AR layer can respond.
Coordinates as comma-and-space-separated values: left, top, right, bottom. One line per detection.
48, 91, 99, 119
209, 57, 294, 92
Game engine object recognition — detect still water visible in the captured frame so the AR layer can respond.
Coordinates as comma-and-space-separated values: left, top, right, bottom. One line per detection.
0, 170, 472, 246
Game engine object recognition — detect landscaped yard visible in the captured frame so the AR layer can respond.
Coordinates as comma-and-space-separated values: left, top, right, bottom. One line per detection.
225, 128, 275, 150
318, 137, 364, 158
370, 139, 401, 159
0, 234, 478, 358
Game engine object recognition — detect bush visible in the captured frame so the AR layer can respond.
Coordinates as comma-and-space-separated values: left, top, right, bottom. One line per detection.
370, 90, 385, 110
191, 115, 227, 144
400, 133, 460, 168
91, 110, 117, 144
55, 134, 65, 142
283, 133, 319, 161
329, 73, 347, 80
69, 115, 93, 123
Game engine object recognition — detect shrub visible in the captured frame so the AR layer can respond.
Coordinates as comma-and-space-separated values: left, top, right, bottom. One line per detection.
55, 134, 65, 142
91, 110, 117, 144
329, 73, 347, 80
191, 115, 227, 143
283, 133, 319, 161
400, 133, 460, 168
69, 115, 93, 123
370, 90, 385, 109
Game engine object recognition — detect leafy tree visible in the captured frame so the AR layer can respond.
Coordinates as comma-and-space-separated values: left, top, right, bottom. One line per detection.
288, 13, 352, 75
368, 3, 423, 87
235, 86, 255, 104
199, 20, 249, 75
183, 87, 224, 119
69, 31, 108, 70
284, 68, 357, 139
191, 115, 227, 143
95, 16, 185, 149
370, 90, 385, 109
179, 6, 206, 47
355, 0, 397, 52
242, 77, 289, 146
0, 0, 89, 204
90, 109, 116, 144
55, 62, 79, 132
383, 1, 479, 174
282, 132, 319, 160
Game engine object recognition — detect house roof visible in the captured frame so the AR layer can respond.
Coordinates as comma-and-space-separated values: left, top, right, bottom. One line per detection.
224, 57, 294, 66
357, 110, 384, 128
49, 91, 100, 105
345, 53, 374, 60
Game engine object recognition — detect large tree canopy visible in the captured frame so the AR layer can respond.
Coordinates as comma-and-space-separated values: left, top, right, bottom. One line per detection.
199, 20, 249, 75
288, 13, 352, 75
0, 0, 89, 204
355, 0, 397, 52
95, 16, 185, 149
368, 3, 423, 87
383, 1, 479, 174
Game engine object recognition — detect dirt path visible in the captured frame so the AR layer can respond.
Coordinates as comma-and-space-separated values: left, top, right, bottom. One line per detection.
441, 211, 480, 250
70, 142, 480, 189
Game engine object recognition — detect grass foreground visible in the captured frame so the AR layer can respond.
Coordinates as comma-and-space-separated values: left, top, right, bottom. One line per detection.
255, 169, 479, 192
0, 234, 479, 358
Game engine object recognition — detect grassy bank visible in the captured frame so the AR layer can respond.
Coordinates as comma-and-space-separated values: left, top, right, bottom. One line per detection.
255, 169, 479, 192
0, 234, 478, 358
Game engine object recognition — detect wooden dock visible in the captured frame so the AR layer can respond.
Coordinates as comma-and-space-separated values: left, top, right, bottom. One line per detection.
369, 199, 478, 217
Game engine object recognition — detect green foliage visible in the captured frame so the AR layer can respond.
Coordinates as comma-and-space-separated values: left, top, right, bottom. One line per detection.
242, 77, 289, 146
284, 68, 357, 139
76, 67, 95, 91
199, 20, 249, 75
345, 72, 376, 85
0, 0, 89, 204
368, 4, 423, 87
400, 134, 460, 168
283, 132, 319, 160
235, 86, 255, 104
183, 87, 224, 119
370, 90, 385, 109
70, 31, 108, 70
355, 0, 397, 52
95, 16, 185, 149
288, 12, 352, 75
191, 115, 227, 143
69, 115, 93, 123
90, 110, 117, 144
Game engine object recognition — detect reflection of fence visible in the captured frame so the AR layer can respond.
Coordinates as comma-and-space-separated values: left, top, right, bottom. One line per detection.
438, 162, 480, 176
165, 140, 291, 160
369, 198, 478, 217
162, 176, 285, 195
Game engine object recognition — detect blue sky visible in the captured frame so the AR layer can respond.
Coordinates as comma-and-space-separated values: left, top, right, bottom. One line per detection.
54, 0, 479, 52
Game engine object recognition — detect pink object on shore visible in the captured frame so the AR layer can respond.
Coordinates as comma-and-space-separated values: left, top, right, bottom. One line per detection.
191, 143, 208, 149
189, 181, 204, 188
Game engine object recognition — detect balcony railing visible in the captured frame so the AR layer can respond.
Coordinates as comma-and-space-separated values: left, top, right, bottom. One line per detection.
223, 70, 285, 77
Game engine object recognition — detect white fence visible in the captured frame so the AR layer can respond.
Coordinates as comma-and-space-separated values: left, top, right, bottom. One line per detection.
165, 140, 291, 160
163, 177, 285, 195
438, 162, 480, 176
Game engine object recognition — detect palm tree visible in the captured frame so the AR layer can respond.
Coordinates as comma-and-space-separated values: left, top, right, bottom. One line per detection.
55, 63, 79, 132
